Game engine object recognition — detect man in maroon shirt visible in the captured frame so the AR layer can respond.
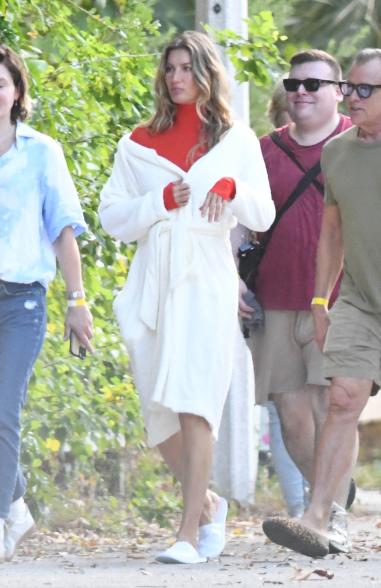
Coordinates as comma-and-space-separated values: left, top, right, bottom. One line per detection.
241, 50, 353, 548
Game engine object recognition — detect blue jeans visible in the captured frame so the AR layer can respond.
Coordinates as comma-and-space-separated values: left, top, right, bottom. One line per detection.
266, 401, 307, 516
0, 280, 46, 519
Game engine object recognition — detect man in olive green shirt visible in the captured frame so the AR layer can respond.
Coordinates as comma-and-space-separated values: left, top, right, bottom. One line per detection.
262, 48, 381, 557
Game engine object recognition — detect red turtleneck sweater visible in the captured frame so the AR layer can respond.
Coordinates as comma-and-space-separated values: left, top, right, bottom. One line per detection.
130, 103, 235, 210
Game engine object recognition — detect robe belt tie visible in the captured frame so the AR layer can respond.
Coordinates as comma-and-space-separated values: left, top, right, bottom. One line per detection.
139, 220, 230, 330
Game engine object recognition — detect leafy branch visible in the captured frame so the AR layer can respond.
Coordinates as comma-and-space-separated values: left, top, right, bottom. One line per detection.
207, 11, 287, 86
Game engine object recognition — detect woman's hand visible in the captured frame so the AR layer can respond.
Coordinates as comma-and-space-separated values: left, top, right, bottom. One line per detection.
200, 191, 226, 222
65, 304, 94, 353
53, 227, 94, 353
173, 180, 191, 207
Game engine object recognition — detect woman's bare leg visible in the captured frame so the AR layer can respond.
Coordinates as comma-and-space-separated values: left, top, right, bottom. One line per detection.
158, 414, 215, 546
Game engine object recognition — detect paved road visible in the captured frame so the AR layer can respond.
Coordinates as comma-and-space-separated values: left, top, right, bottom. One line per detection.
1, 495, 381, 588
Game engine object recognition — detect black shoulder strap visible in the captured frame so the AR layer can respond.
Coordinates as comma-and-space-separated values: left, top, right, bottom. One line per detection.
244, 133, 326, 286
261, 160, 322, 250
241, 161, 322, 289
270, 131, 324, 195
240, 161, 320, 290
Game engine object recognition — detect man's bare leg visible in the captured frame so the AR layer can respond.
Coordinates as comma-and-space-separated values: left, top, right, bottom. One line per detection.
301, 377, 371, 534
273, 385, 358, 508
273, 389, 320, 483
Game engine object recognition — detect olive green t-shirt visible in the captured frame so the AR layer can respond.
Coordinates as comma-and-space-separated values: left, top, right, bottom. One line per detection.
321, 126, 381, 313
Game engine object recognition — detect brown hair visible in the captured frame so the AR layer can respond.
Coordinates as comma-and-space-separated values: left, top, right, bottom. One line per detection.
290, 49, 342, 81
0, 45, 30, 123
147, 31, 232, 152
267, 77, 291, 128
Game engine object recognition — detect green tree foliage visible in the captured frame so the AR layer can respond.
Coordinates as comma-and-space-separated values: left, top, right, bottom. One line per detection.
286, 0, 381, 69
154, 0, 194, 33
206, 10, 286, 135
248, 0, 381, 58
208, 11, 286, 85
1, 0, 161, 512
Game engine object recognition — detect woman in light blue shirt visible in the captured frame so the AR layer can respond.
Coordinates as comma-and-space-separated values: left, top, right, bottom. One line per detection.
0, 45, 93, 562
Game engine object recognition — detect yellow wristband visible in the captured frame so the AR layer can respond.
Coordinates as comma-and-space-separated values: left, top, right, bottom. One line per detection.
67, 298, 86, 308
311, 297, 329, 308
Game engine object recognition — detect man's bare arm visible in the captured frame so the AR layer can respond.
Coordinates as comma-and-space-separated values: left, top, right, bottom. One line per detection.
312, 204, 344, 350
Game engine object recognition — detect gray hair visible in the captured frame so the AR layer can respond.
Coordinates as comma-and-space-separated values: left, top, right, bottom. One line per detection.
350, 48, 381, 68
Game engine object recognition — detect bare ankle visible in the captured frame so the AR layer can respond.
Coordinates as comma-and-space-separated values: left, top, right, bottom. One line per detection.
199, 490, 219, 526
302, 508, 330, 532
177, 531, 197, 547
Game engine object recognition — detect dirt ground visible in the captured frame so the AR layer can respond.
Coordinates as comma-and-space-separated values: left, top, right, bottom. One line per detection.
1, 490, 381, 588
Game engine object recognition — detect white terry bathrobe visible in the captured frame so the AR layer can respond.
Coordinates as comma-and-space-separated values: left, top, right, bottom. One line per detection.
99, 120, 275, 447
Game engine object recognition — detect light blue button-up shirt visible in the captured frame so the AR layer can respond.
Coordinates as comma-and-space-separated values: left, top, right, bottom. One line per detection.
0, 123, 86, 288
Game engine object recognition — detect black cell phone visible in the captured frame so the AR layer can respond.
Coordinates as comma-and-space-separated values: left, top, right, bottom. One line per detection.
69, 330, 86, 360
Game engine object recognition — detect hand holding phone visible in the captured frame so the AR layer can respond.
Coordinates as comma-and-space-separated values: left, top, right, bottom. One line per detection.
69, 330, 86, 360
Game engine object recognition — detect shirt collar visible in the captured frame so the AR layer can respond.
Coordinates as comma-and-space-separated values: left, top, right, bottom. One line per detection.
15, 121, 38, 150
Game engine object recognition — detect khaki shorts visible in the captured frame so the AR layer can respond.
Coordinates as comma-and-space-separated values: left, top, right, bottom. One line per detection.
248, 310, 328, 405
324, 299, 381, 386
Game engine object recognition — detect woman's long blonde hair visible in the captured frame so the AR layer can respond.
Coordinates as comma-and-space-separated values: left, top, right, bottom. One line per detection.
147, 31, 232, 151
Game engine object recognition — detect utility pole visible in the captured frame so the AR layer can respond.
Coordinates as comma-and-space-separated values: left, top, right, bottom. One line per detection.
195, 0, 249, 123
195, 0, 258, 507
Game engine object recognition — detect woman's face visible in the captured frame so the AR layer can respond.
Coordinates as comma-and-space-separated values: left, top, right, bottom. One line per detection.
165, 49, 200, 105
0, 63, 18, 124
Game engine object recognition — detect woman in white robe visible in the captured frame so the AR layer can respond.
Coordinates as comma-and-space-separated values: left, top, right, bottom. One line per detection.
99, 31, 275, 564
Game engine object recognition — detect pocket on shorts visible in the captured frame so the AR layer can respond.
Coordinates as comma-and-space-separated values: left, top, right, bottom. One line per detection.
326, 302, 366, 352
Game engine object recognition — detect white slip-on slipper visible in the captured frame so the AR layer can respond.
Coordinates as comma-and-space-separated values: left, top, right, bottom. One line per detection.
197, 497, 228, 558
155, 541, 207, 564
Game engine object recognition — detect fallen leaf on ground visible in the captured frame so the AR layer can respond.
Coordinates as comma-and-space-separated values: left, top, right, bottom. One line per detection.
314, 568, 334, 579
292, 568, 314, 581
292, 566, 334, 581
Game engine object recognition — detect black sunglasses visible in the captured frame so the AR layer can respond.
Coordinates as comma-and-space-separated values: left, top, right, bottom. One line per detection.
339, 81, 381, 99
283, 78, 338, 92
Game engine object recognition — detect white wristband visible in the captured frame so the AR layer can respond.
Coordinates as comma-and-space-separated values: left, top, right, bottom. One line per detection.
67, 299, 86, 308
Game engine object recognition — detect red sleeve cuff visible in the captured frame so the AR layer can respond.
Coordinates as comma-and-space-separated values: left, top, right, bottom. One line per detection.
210, 177, 236, 201
163, 183, 179, 210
